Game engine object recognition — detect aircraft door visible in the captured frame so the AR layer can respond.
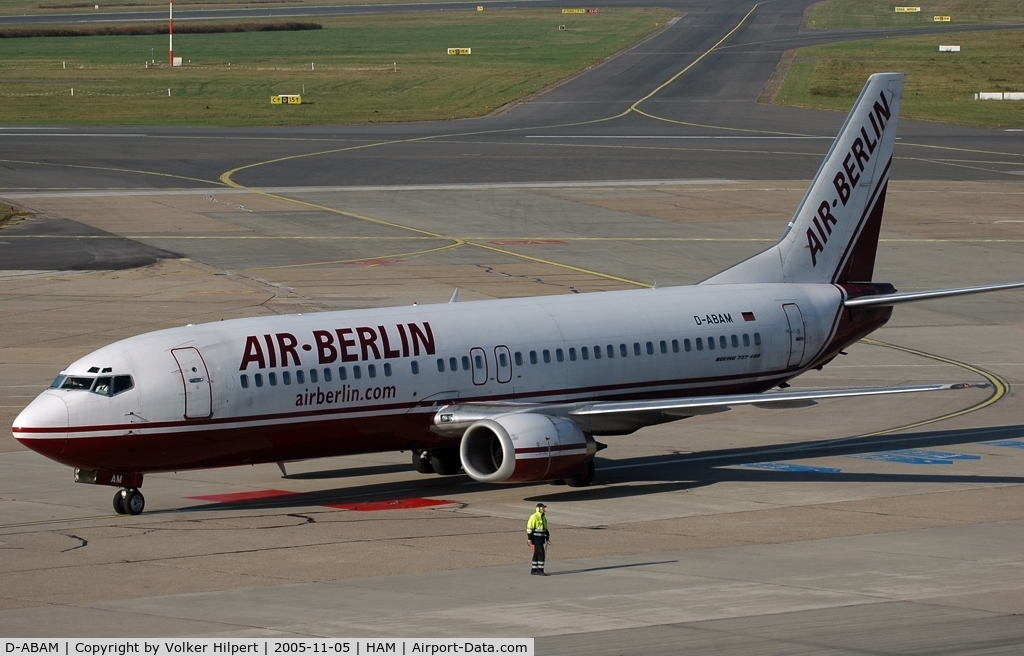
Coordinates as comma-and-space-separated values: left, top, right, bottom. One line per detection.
783, 303, 806, 367
494, 345, 512, 384
171, 347, 212, 419
470, 347, 488, 386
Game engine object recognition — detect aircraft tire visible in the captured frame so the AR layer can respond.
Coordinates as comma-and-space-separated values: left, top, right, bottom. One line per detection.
412, 450, 434, 474
430, 447, 462, 476
123, 489, 145, 515
113, 490, 127, 514
565, 460, 595, 488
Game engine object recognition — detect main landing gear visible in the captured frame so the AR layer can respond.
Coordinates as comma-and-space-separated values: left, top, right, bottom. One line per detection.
113, 488, 145, 515
412, 448, 463, 476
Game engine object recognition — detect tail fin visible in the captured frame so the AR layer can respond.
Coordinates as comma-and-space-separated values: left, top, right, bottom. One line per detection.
703, 72, 904, 285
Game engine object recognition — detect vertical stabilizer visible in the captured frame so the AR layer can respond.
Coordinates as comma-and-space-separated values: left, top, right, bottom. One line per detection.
703, 72, 904, 285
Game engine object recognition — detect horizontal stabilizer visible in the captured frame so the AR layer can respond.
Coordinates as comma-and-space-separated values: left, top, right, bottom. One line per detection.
844, 281, 1024, 308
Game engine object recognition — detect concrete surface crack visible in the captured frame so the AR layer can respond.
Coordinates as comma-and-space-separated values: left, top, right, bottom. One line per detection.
59, 533, 88, 552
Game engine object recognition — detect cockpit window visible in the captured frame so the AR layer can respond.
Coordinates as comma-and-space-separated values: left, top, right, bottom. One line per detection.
92, 377, 112, 396
113, 375, 134, 395
57, 374, 134, 395
61, 377, 94, 391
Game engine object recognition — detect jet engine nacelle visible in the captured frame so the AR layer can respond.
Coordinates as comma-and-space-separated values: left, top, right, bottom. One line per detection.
459, 413, 596, 483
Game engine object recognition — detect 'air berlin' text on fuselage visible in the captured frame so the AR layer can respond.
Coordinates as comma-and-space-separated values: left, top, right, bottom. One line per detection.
239, 322, 435, 371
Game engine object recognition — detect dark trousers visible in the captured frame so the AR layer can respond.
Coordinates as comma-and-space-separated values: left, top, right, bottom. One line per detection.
531, 535, 546, 571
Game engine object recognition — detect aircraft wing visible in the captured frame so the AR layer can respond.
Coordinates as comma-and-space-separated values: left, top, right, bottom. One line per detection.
568, 382, 984, 416
432, 382, 987, 436
845, 281, 1024, 308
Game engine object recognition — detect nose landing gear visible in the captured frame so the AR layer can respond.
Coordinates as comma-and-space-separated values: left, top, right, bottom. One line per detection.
113, 488, 145, 515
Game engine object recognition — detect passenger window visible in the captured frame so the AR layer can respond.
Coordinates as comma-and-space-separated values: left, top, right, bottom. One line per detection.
719, 336, 728, 349
582, 346, 590, 360
672, 339, 679, 353
594, 346, 602, 360
684, 338, 692, 352
474, 355, 483, 369
255, 373, 264, 388
619, 344, 627, 357
268, 372, 277, 386
696, 338, 703, 351
462, 356, 471, 370
112, 375, 134, 394
731, 335, 739, 348
633, 342, 641, 356
569, 347, 577, 361
437, 359, 445, 372
309, 369, 318, 383
384, 363, 392, 377
754, 332, 762, 346
339, 367, 347, 380
499, 352, 508, 367
543, 350, 551, 364
646, 342, 654, 355
240, 374, 249, 389
708, 337, 715, 350
606, 344, 614, 358
283, 371, 291, 385
530, 351, 538, 365
448, 357, 456, 371
514, 352, 523, 366
743, 334, 751, 347
660, 340, 667, 354
556, 349, 564, 363
297, 370, 305, 384
368, 364, 377, 378
411, 361, 419, 375
353, 366, 362, 380
323, 368, 332, 382
91, 377, 112, 396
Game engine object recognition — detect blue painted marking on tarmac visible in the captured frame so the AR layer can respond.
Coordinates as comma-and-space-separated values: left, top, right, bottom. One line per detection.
850, 449, 981, 465
982, 440, 1024, 449
739, 462, 841, 474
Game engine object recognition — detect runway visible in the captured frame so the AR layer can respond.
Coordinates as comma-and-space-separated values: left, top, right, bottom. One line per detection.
2, 0, 1024, 651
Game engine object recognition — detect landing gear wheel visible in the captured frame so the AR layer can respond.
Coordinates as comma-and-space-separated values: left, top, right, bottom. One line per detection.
429, 447, 462, 476
412, 450, 435, 474
122, 488, 145, 515
113, 490, 127, 514
565, 460, 595, 488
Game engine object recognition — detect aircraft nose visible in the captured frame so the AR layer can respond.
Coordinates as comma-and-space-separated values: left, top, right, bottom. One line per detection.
13, 392, 69, 433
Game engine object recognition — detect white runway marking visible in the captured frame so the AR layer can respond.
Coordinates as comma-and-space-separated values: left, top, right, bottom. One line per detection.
525, 135, 834, 140
0, 179, 736, 198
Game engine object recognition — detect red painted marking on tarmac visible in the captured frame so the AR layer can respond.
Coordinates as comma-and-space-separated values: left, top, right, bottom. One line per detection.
324, 497, 454, 511
188, 489, 297, 503
488, 239, 566, 246
347, 258, 405, 267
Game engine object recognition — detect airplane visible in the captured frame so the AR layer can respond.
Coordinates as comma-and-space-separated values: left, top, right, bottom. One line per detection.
12, 72, 1024, 515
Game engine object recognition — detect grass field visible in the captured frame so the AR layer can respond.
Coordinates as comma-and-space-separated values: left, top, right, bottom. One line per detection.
0, 9, 674, 125
1, 0, 496, 16
806, 0, 1024, 29
773, 29, 1024, 127
0, 203, 29, 229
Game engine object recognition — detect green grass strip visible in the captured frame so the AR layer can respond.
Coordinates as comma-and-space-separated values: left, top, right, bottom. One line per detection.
0, 9, 674, 126
806, 0, 1024, 30
773, 29, 1024, 127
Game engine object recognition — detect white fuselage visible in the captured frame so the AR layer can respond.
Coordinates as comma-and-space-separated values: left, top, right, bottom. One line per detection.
13, 282, 856, 473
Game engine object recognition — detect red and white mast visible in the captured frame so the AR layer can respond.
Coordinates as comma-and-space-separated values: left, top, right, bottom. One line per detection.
168, 1, 174, 66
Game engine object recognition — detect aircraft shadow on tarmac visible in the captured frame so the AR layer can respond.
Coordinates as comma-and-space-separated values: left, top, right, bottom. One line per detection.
170, 424, 1024, 514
